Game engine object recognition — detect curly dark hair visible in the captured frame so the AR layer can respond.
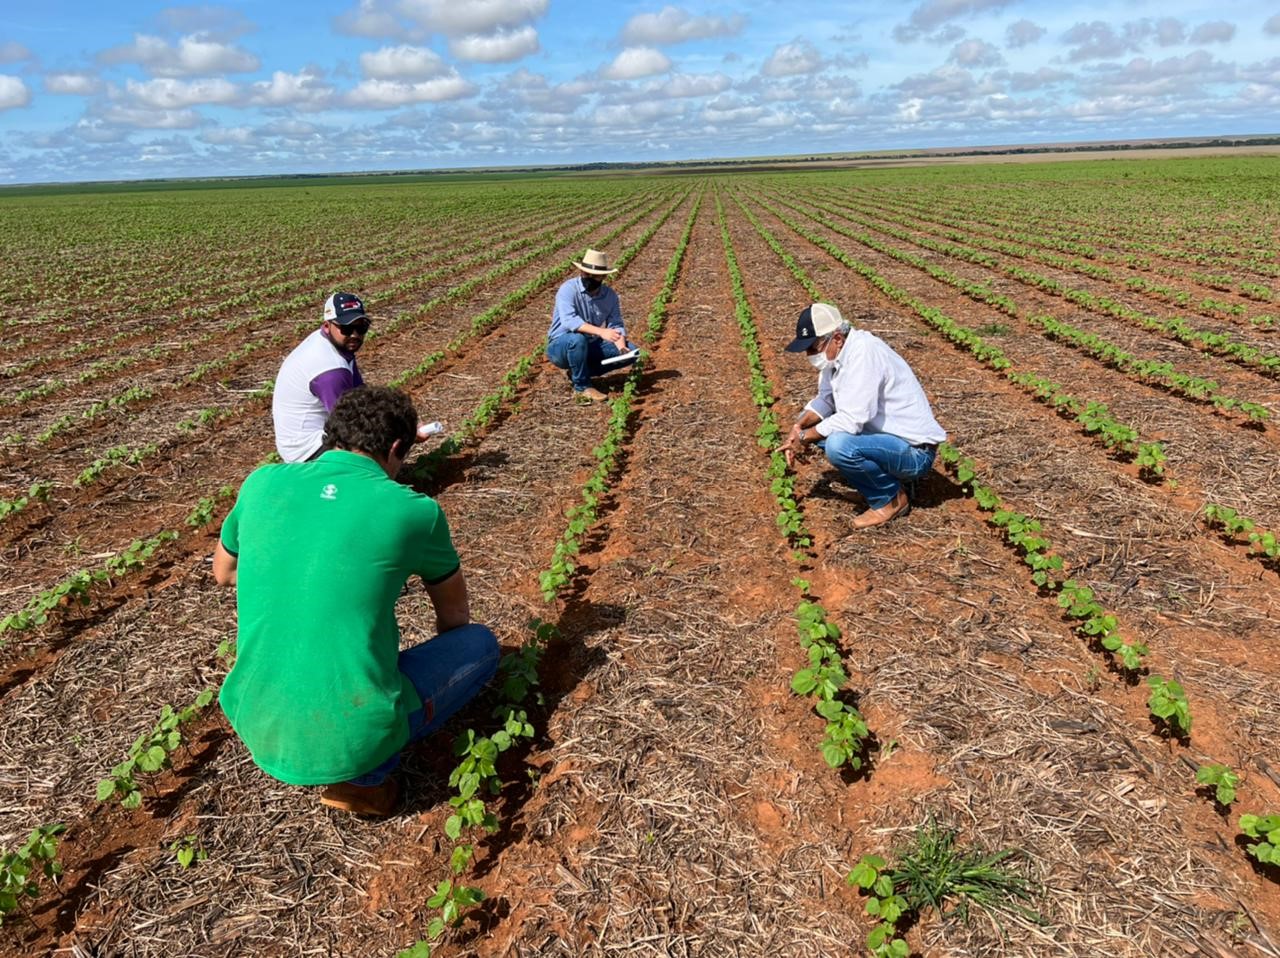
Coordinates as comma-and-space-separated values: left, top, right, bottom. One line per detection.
322, 386, 417, 458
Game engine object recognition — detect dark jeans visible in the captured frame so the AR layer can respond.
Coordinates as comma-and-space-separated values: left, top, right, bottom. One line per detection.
818, 432, 937, 508
547, 332, 637, 391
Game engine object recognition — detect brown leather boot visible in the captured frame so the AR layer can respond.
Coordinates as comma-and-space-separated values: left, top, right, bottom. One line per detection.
319, 777, 401, 817
852, 488, 911, 529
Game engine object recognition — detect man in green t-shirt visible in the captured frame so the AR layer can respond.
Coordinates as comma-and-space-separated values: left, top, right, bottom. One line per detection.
213, 386, 498, 816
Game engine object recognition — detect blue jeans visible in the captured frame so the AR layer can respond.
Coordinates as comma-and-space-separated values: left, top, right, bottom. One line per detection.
819, 432, 937, 508
349, 623, 500, 786
546, 332, 637, 391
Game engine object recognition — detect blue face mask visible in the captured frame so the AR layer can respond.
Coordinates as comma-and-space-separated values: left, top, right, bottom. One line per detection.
583, 275, 603, 293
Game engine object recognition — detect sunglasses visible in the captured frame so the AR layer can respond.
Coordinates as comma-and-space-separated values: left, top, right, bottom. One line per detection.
332, 319, 371, 335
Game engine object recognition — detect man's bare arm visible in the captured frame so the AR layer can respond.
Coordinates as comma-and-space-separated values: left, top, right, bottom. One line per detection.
424, 568, 470, 634
213, 542, 238, 587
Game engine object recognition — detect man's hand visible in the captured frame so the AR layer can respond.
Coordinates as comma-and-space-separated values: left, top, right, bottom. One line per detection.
601, 327, 627, 349
781, 423, 807, 468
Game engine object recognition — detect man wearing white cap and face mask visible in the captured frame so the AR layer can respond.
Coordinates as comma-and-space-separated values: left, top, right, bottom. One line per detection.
545, 248, 639, 401
780, 303, 947, 529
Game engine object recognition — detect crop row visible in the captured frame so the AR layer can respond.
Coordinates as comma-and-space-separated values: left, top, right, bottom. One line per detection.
936, 442, 1280, 872
836, 186, 1279, 320
1202, 504, 1280, 568
808, 188, 1280, 371
717, 188, 873, 771
538, 190, 700, 601
410, 193, 700, 956
777, 192, 1271, 419
2, 192, 676, 531
740, 193, 1168, 477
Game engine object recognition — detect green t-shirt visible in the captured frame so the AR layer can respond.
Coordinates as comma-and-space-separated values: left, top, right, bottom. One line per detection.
218, 450, 460, 785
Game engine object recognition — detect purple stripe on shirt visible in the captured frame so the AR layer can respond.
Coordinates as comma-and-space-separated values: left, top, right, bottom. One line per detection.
310, 367, 356, 411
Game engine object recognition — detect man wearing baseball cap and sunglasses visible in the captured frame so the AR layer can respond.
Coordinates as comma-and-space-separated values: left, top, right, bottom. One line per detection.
780, 303, 946, 529
273, 292, 373, 463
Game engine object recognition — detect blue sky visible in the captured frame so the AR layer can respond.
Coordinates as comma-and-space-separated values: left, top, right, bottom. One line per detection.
1, 1, 1277, 183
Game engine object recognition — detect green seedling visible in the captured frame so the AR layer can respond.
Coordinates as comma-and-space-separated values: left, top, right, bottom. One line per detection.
1147, 675, 1192, 737
1195, 763, 1239, 806
1239, 813, 1280, 865
170, 835, 207, 869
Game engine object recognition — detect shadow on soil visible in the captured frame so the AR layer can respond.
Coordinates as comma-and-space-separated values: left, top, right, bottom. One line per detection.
398, 607, 611, 851
808, 469, 967, 512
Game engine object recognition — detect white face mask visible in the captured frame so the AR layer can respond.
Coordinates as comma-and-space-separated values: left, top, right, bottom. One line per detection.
808, 352, 830, 371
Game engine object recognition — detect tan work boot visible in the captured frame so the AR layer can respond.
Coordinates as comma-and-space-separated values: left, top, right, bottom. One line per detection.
575, 386, 608, 402
852, 488, 911, 529
319, 777, 401, 817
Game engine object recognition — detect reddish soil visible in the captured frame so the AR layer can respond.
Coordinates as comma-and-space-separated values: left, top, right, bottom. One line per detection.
1, 167, 1278, 958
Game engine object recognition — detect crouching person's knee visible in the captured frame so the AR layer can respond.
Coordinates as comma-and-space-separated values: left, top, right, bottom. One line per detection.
823, 431, 861, 465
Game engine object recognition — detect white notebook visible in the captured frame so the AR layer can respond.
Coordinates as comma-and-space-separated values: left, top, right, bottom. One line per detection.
601, 347, 639, 367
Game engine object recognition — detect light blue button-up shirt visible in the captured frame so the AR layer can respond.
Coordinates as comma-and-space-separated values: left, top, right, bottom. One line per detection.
547, 276, 624, 340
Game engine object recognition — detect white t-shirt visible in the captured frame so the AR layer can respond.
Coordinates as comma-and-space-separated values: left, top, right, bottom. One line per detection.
807, 330, 946, 445
271, 328, 362, 462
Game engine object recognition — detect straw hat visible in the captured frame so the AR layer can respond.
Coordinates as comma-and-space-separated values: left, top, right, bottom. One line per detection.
573, 248, 618, 275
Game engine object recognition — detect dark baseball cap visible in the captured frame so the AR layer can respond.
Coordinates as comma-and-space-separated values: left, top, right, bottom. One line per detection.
785, 303, 844, 352
323, 292, 367, 325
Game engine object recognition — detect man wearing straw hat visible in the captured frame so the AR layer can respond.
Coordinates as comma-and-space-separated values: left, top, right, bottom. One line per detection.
546, 248, 639, 402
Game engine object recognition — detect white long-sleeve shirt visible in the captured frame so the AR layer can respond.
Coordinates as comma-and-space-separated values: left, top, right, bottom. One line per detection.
806, 330, 946, 445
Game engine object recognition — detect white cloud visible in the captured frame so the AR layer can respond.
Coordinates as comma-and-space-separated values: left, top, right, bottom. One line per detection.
620, 7, 746, 46
0, 41, 34, 63
101, 33, 259, 77
950, 39, 1002, 67
125, 77, 239, 109
762, 40, 823, 77
592, 98, 683, 129
0, 76, 30, 110
1003, 66, 1072, 91
1080, 50, 1235, 96
346, 75, 475, 107
1154, 18, 1185, 46
249, 70, 335, 109
360, 45, 448, 79
334, 0, 408, 39
1266, 14, 1280, 36
45, 73, 103, 96
1062, 21, 1132, 62
895, 0, 1014, 42
659, 73, 732, 99
398, 0, 547, 36
1005, 20, 1044, 48
200, 126, 256, 146
70, 118, 130, 143
603, 48, 672, 80
97, 105, 203, 128
449, 27, 539, 63
260, 118, 322, 139
1190, 21, 1235, 44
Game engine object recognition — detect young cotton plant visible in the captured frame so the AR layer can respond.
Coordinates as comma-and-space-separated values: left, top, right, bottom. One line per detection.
433, 619, 554, 947
847, 821, 1041, 958
1239, 814, 1280, 865
1195, 763, 1239, 807
790, 602, 871, 770
0, 824, 65, 927
1146, 675, 1192, 738
96, 690, 215, 808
